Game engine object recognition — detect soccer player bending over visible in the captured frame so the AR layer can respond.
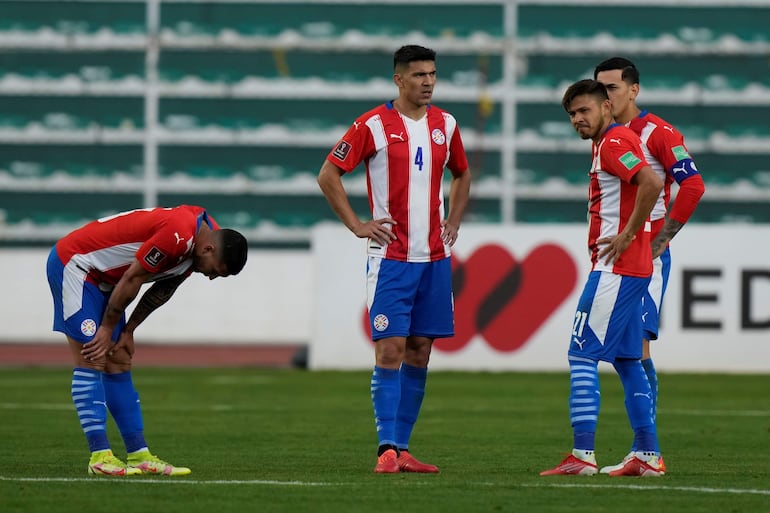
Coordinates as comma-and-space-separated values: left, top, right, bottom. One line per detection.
47, 205, 247, 476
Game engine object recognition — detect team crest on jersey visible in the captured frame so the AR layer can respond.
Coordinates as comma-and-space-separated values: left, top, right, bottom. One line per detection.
144, 246, 166, 267
80, 319, 97, 337
431, 128, 445, 145
373, 313, 389, 332
332, 140, 352, 161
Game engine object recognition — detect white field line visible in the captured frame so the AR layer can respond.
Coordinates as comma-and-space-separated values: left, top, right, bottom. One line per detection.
1, 476, 768, 497
0, 476, 339, 486
520, 482, 770, 496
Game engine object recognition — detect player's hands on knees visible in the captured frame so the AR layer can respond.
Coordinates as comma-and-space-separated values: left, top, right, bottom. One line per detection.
81, 327, 113, 362
107, 332, 135, 366
355, 217, 397, 246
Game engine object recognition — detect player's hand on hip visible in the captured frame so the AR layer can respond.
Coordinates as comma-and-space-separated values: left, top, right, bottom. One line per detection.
441, 220, 459, 247
355, 217, 397, 246
597, 233, 634, 264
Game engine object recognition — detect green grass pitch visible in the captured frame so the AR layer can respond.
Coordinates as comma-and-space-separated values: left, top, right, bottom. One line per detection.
1, 368, 768, 513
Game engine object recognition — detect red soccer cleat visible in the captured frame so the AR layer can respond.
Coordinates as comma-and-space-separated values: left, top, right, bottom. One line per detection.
374, 449, 400, 474
540, 454, 598, 476
608, 455, 664, 477
397, 450, 439, 473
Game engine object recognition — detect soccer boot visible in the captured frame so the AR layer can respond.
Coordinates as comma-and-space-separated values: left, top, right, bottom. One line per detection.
600, 451, 635, 474
88, 449, 141, 476
127, 450, 192, 476
397, 450, 439, 473
607, 453, 663, 477
600, 451, 666, 475
373, 448, 400, 474
540, 450, 598, 476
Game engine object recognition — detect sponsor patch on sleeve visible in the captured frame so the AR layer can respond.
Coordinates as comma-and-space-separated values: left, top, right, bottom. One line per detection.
618, 151, 642, 170
671, 145, 691, 161
143, 246, 166, 268
332, 140, 352, 161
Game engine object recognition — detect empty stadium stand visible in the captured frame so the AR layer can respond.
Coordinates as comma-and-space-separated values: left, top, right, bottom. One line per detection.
1, 0, 768, 245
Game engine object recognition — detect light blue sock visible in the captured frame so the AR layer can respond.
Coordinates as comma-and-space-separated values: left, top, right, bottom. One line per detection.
103, 371, 146, 453
614, 358, 659, 453
71, 368, 109, 452
641, 358, 658, 423
569, 356, 599, 451
371, 366, 400, 449
395, 363, 427, 451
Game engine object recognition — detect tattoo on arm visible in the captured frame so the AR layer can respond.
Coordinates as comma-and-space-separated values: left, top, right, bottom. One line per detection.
652, 219, 685, 255
126, 276, 185, 329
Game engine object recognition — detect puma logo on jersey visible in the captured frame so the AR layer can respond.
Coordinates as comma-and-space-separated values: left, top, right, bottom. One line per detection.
353, 121, 361, 129
663, 126, 675, 133
389, 132, 405, 141
174, 232, 185, 244
609, 138, 621, 144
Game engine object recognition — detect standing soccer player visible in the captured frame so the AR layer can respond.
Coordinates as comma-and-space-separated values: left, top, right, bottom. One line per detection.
47, 205, 248, 476
540, 80, 665, 477
594, 57, 706, 473
317, 45, 471, 473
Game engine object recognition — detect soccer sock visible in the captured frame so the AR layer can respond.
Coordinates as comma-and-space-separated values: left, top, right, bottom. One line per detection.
614, 358, 659, 453
568, 356, 599, 451
641, 358, 658, 422
103, 371, 147, 453
71, 368, 110, 452
395, 363, 428, 451
371, 366, 400, 450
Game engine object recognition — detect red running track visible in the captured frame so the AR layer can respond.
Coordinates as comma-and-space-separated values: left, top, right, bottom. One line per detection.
0, 343, 304, 368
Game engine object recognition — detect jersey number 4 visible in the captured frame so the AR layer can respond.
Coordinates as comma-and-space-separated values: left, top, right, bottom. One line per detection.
414, 146, 424, 171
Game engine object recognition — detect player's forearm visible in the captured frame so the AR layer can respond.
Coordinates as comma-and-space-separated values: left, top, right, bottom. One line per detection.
624, 180, 662, 239
101, 279, 142, 330
651, 218, 685, 257
124, 278, 182, 333
446, 170, 471, 227
318, 165, 361, 232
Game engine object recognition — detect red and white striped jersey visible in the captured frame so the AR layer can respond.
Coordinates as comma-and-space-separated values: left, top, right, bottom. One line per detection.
327, 102, 469, 263
55, 205, 219, 286
588, 124, 653, 277
627, 110, 704, 238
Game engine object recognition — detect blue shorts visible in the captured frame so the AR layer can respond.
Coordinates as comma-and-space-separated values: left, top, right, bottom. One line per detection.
568, 271, 650, 362
642, 247, 671, 341
366, 256, 454, 341
47, 246, 125, 343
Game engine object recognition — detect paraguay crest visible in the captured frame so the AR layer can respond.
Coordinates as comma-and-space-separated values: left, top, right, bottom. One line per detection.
431, 128, 445, 145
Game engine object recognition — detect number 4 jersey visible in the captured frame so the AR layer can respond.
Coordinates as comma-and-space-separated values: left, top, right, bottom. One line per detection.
326, 101, 468, 263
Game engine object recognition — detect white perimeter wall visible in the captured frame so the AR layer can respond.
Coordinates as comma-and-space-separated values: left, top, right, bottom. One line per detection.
3, 223, 769, 373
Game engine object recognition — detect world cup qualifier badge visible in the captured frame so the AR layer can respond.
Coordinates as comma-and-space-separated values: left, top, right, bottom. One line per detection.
81, 319, 97, 337
143, 246, 166, 267
332, 140, 352, 161
373, 313, 389, 332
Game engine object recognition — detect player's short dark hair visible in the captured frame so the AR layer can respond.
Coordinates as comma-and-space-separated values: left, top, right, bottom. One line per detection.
561, 79, 609, 112
593, 56, 640, 85
394, 45, 436, 70
218, 228, 248, 275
